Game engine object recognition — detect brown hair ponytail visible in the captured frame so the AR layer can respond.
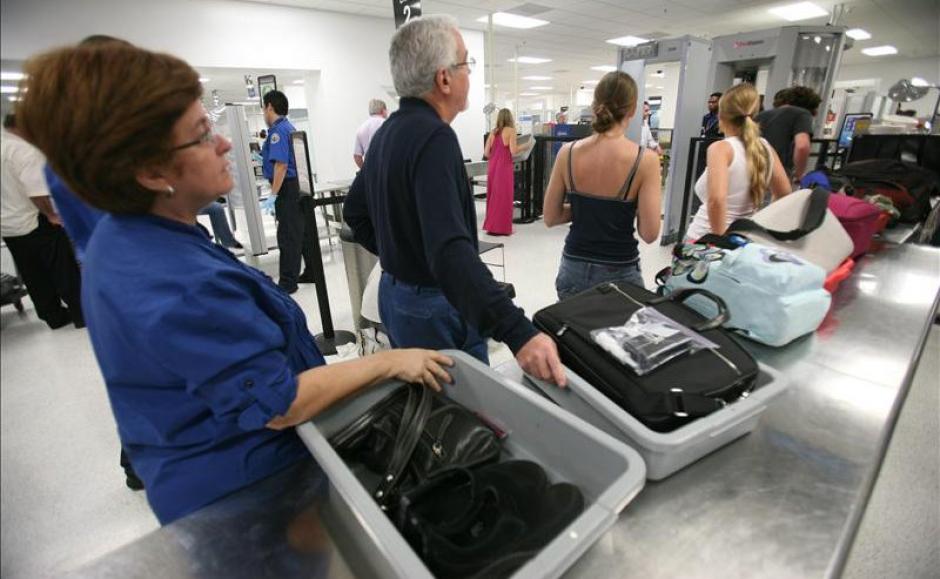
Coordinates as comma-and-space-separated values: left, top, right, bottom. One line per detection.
591, 71, 637, 134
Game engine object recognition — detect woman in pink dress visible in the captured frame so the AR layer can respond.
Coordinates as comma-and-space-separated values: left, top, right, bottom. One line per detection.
483, 109, 529, 235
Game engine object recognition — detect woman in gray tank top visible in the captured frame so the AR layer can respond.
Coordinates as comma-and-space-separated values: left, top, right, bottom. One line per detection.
543, 71, 662, 301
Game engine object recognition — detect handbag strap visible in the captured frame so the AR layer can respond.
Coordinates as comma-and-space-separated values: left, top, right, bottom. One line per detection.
727, 186, 830, 241
373, 384, 433, 508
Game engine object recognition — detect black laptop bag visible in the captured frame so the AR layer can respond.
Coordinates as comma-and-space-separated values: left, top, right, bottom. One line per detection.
533, 282, 759, 432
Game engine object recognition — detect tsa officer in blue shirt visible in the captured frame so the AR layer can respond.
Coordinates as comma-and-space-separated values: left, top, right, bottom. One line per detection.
18, 41, 453, 525
262, 90, 307, 294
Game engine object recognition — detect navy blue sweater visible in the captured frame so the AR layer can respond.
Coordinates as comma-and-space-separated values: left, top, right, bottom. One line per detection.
343, 97, 537, 353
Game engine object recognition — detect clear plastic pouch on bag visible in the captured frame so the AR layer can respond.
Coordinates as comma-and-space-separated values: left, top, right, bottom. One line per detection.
590, 307, 719, 375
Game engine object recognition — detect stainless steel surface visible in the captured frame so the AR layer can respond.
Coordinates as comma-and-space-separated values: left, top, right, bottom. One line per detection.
560, 242, 940, 579
879, 223, 919, 245
68, 244, 940, 578
66, 461, 355, 579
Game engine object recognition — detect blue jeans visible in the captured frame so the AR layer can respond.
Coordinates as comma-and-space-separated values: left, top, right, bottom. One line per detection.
379, 272, 488, 364
555, 255, 644, 301
200, 201, 238, 248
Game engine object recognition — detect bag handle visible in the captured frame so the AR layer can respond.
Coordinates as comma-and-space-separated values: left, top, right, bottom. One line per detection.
647, 287, 730, 332
373, 384, 433, 509
727, 186, 830, 242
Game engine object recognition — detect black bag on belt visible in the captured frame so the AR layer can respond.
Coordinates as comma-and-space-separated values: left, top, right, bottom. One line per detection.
533, 282, 759, 432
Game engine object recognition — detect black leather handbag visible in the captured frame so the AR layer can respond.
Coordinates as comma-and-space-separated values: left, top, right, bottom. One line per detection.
329, 384, 502, 509
534, 282, 759, 432
396, 460, 584, 579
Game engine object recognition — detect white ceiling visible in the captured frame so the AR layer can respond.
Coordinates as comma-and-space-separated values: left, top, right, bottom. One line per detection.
240, 0, 939, 98
195, 66, 307, 107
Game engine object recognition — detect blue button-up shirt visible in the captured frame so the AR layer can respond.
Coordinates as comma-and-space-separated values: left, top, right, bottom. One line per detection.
261, 117, 298, 181
82, 213, 325, 524
43, 166, 104, 260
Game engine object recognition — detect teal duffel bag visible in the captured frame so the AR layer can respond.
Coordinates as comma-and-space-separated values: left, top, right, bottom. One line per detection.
657, 237, 830, 347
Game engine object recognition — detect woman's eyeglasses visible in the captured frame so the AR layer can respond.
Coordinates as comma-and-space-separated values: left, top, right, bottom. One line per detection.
171, 129, 216, 152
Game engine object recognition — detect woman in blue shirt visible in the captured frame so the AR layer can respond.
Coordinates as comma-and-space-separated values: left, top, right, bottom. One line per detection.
16, 42, 452, 525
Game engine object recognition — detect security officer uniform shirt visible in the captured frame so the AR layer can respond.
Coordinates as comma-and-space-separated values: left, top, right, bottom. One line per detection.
261, 117, 298, 182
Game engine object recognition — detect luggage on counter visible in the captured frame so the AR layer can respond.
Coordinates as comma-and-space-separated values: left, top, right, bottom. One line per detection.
329, 381, 588, 579
726, 187, 854, 273
835, 159, 940, 224
826, 193, 885, 258
658, 239, 831, 347
534, 282, 759, 432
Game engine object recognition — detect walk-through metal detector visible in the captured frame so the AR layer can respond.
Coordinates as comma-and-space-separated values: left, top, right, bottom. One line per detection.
618, 36, 712, 245
708, 25, 847, 135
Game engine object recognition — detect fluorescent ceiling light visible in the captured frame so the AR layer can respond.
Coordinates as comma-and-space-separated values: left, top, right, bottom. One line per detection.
508, 56, 552, 64
0, 86, 18, 94
768, 2, 828, 22
199, 77, 210, 83
911, 77, 929, 87
7, 95, 21, 102
522, 75, 552, 81
529, 86, 553, 91
1, 72, 26, 81
477, 12, 549, 29
581, 79, 599, 84
645, 83, 653, 88
591, 65, 617, 72
519, 92, 538, 96
845, 28, 871, 40
292, 79, 304, 84
861, 45, 897, 56
606, 35, 649, 47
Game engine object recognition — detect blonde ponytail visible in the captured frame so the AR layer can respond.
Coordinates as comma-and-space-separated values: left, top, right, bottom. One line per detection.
740, 116, 770, 209
718, 83, 769, 209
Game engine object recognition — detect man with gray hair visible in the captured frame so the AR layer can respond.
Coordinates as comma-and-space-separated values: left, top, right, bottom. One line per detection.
353, 98, 388, 169
344, 15, 565, 385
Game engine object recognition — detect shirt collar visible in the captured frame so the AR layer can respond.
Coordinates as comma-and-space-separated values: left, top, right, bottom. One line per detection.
399, 97, 436, 114
273, 116, 288, 127
130, 213, 212, 240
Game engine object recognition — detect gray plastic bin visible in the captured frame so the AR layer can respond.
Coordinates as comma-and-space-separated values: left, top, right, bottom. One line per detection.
296, 350, 646, 579
498, 361, 789, 481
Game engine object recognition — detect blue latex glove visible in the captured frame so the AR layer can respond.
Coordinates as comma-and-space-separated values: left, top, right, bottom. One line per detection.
260, 196, 275, 216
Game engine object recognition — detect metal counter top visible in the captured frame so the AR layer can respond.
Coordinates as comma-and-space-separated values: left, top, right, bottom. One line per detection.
69, 242, 939, 578
531, 242, 940, 579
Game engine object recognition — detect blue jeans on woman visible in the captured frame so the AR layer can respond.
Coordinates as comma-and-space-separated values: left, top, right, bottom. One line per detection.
555, 255, 644, 301
200, 201, 240, 248
378, 272, 488, 363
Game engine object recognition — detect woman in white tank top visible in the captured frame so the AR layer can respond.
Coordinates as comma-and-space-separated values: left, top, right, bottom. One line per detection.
685, 84, 791, 242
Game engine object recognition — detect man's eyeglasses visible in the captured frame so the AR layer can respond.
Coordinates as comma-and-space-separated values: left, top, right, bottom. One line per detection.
171, 129, 216, 152
452, 56, 476, 73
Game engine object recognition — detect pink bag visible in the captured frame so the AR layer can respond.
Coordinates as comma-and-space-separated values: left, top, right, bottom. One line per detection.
827, 194, 883, 258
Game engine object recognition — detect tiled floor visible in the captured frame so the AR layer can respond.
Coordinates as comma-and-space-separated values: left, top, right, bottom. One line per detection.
0, 201, 936, 577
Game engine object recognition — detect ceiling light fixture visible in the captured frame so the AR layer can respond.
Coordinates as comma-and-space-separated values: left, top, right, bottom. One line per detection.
529, 86, 553, 90
522, 75, 552, 81
292, 79, 304, 84
7, 95, 21, 102
0, 86, 18, 94
508, 56, 552, 64
768, 2, 828, 22
519, 92, 538, 96
199, 77, 210, 83
606, 35, 649, 47
477, 12, 549, 29
591, 65, 617, 72
861, 45, 898, 56
1, 72, 26, 81
911, 77, 929, 87
845, 28, 871, 40
581, 79, 600, 84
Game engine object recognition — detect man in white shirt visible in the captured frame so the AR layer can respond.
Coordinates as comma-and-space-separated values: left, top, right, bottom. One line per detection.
640, 101, 662, 155
353, 99, 388, 169
1, 114, 84, 329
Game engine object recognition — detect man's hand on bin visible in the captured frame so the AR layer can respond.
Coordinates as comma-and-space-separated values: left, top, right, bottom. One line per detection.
516, 333, 567, 387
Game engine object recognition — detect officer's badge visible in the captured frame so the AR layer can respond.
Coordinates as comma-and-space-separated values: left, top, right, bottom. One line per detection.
271, 133, 280, 144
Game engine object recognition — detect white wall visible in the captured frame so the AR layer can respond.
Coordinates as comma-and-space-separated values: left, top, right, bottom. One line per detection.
0, 0, 486, 181
837, 56, 940, 90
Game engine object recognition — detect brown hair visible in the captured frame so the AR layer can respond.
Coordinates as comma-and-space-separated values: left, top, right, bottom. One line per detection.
16, 44, 201, 214
495, 108, 514, 132
719, 83, 769, 209
592, 71, 637, 134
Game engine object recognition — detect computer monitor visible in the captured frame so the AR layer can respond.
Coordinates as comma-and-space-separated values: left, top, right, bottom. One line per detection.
838, 113, 873, 150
